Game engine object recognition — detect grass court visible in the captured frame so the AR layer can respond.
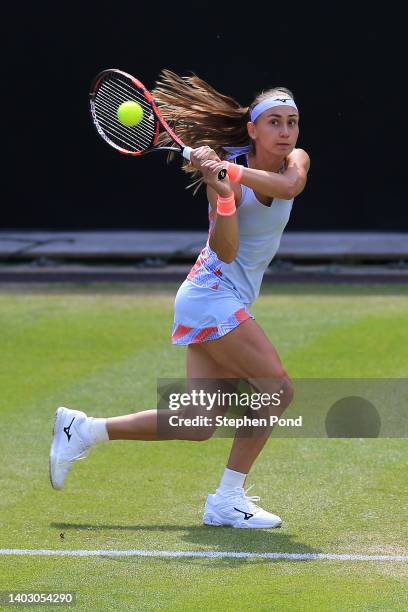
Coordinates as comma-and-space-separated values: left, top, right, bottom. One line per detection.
1, 282, 407, 610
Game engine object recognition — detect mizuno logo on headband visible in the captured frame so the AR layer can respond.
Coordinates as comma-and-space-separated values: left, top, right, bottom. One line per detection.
250, 97, 299, 123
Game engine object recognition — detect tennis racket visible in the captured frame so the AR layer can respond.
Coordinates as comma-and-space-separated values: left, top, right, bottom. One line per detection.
89, 68, 227, 180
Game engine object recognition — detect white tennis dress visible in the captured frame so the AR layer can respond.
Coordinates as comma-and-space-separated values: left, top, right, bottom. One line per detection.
172, 161, 294, 345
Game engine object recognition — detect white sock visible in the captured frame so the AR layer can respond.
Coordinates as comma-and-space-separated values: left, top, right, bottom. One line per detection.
217, 467, 247, 493
87, 417, 109, 444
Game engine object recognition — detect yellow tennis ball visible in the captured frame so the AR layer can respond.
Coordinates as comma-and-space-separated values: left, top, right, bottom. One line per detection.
117, 101, 144, 127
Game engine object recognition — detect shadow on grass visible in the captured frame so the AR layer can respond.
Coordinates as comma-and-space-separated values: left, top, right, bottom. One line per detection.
50, 522, 319, 565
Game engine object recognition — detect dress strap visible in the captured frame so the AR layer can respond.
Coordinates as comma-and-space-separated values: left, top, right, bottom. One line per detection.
236, 153, 248, 168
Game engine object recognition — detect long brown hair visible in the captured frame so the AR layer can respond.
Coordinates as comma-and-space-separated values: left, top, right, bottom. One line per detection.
152, 69, 295, 193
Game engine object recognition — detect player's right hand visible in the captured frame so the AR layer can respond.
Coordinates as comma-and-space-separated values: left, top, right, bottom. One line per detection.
200, 159, 232, 197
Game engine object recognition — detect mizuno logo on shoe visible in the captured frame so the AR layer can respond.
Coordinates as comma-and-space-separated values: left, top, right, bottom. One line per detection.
233, 507, 254, 520
63, 417, 75, 442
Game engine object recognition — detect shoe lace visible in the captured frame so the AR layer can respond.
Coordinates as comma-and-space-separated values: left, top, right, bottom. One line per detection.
69, 423, 91, 462
71, 450, 89, 462
237, 484, 262, 514
61, 446, 89, 464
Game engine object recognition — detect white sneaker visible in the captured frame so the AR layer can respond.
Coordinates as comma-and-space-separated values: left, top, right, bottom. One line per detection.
203, 485, 282, 529
49, 407, 91, 490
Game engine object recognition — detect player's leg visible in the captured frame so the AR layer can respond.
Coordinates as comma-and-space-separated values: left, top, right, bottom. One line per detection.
201, 318, 293, 528
104, 343, 236, 441
182, 343, 239, 441
201, 317, 294, 472
49, 344, 236, 489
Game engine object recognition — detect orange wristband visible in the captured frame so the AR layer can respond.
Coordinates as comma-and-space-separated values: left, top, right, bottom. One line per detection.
217, 192, 236, 216
226, 162, 244, 183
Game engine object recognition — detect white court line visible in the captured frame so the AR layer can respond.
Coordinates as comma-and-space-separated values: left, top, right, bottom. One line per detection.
1, 549, 407, 561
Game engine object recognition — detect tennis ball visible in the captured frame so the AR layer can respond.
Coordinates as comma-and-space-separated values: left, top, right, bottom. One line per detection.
117, 101, 144, 127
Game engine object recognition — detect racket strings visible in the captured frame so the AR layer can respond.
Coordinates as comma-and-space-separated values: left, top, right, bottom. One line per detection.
97, 79, 154, 138
93, 104, 147, 151
93, 107, 145, 152
95, 92, 151, 150
99, 81, 153, 137
93, 75, 156, 152
95, 86, 153, 150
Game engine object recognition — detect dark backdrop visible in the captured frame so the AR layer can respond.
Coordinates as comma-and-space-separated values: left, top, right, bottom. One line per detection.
4, 1, 405, 230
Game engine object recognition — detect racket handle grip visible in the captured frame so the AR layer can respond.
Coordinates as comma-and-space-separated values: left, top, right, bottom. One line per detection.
182, 146, 192, 160
182, 146, 226, 180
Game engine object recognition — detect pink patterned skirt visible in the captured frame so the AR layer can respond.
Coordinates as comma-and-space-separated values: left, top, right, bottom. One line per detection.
171, 279, 254, 345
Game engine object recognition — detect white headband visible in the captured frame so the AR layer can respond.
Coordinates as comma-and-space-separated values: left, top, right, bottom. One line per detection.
250, 96, 298, 123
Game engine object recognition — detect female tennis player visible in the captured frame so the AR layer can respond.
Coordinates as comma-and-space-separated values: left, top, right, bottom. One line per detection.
50, 71, 310, 528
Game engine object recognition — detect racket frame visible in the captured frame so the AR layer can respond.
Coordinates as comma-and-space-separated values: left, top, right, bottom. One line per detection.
90, 68, 192, 159
90, 68, 226, 179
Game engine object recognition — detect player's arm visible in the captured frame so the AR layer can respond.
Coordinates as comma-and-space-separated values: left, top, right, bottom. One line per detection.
206, 180, 240, 264
190, 147, 240, 264
231, 148, 310, 200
